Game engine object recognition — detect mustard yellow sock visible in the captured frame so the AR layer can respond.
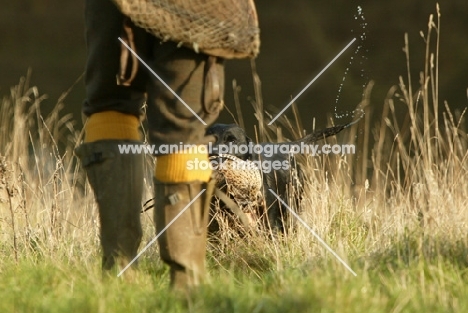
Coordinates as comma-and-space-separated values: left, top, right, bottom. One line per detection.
155, 148, 212, 183
84, 111, 140, 142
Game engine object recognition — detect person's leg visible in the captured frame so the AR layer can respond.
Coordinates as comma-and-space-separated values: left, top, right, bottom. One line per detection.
146, 41, 224, 290
76, 0, 149, 273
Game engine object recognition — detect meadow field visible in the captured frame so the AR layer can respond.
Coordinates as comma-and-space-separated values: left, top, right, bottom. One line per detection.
1, 10, 467, 313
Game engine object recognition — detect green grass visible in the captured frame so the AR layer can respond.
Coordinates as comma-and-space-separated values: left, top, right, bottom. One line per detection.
1, 6, 468, 312
1, 242, 467, 313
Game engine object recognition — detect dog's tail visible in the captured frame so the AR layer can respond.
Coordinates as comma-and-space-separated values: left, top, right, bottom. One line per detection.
292, 109, 364, 144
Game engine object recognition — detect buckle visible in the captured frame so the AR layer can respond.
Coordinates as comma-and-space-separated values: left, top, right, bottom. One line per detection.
168, 192, 181, 205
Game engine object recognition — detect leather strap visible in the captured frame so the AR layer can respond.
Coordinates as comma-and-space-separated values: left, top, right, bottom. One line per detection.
117, 18, 138, 86
141, 187, 253, 232
203, 56, 223, 114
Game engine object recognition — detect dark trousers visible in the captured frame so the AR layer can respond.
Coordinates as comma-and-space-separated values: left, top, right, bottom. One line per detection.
84, 0, 224, 146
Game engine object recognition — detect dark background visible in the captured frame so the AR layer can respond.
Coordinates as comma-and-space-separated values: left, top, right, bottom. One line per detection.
1, 0, 467, 138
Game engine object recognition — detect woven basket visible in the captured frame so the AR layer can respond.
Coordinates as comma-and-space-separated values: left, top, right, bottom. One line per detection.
113, 0, 260, 59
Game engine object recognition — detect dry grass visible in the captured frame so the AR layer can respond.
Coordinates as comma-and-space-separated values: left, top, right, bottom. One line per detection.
1, 6, 467, 312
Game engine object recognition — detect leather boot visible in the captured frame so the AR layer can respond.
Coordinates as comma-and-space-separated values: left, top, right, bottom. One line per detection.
75, 140, 144, 271
153, 178, 215, 290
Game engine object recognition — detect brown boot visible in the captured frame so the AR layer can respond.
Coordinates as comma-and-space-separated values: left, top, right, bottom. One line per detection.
75, 140, 144, 272
153, 178, 215, 290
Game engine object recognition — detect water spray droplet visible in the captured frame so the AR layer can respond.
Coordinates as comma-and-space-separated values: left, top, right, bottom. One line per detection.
334, 5, 369, 119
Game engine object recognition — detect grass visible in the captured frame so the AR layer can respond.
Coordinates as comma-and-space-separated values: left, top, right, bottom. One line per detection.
1, 6, 468, 312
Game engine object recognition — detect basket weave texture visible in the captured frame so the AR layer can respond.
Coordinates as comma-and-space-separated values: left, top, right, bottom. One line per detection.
113, 0, 260, 58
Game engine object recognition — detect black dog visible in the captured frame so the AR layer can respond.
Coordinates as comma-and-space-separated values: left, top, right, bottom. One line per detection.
206, 122, 356, 233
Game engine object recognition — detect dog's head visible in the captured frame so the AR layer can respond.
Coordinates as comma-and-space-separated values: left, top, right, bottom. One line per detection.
206, 124, 252, 160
